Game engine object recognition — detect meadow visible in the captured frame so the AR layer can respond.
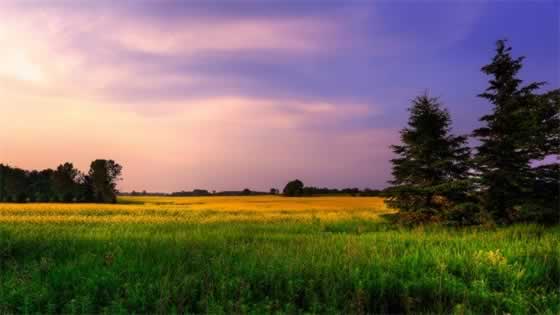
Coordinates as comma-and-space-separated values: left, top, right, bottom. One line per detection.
0, 196, 558, 314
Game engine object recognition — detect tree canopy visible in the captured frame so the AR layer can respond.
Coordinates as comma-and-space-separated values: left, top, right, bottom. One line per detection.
386, 94, 471, 219
387, 40, 559, 225
473, 40, 558, 223
283, 179, 304, 197
0, 160, 122, 203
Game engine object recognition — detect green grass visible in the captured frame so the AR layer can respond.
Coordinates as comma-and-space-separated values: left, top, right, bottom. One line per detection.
0, 221, 558, 314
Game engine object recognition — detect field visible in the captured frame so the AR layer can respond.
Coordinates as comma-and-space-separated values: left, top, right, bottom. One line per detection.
0, 196, 558, 314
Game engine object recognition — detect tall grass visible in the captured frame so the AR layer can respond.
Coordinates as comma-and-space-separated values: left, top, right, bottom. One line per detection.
0, 197, 558, 314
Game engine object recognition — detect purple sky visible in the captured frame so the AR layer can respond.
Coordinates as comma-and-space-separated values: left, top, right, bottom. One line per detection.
0, 1, 558, 192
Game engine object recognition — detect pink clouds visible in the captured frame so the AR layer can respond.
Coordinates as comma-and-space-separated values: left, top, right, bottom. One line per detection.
112, 16, 336, 56
0, 2, 400, 191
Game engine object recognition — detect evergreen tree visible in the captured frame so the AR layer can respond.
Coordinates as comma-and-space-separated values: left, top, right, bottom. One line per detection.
527, 89, 560, 158
473, 40, 549, 222
387, 94, 471, 216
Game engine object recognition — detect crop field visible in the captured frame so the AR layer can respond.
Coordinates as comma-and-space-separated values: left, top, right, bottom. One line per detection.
0, 196, 558, 314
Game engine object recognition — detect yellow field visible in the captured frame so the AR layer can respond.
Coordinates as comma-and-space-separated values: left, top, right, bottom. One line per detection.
0, 196, 392, 224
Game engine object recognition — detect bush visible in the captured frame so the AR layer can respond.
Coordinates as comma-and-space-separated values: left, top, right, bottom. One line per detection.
391, 208, 443, 226
444, 202, 491, 226
516, 202, 560, 225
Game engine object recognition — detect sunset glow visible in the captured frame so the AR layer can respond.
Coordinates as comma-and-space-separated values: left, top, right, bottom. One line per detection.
1, 1, 557, 192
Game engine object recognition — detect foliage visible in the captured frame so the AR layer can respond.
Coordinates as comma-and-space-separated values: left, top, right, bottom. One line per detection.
88, 159, 122, 203
386, 94, 471, 220
473, 39, 558, 223
0, 160, 122, 204
386, 40, 559, 226
283, 179, 304, 196
516, 164, 560, 224
52, 162, 80, 202
443, 202, 490, 226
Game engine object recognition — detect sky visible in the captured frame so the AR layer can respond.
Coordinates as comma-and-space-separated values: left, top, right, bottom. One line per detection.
0, 1, 558, 192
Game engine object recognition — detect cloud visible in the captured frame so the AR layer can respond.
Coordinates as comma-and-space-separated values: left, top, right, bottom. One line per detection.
0, 1, 371, 105
112, 16, 335, 56
0, 1, 489, 191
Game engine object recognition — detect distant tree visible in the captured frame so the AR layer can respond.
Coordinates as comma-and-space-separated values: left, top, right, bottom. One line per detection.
283, 179, 304, 197
52, 162, 80, 202
242, 188, 252, 195
302, 186, 314, 196
472, 40, 554, 222
386, 94, 471, 217
193, 189, 210, 196
2, 166, 28, 202
362, 188, 381, 197
341, 188, 360, 196
77, 174, 95, 202
0, 164, 6, 202
28, 169, 54, 202
88, 159, 122, 203
269, 188, 278, 195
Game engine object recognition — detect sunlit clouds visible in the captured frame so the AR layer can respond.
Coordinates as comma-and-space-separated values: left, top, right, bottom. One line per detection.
0, 1, 557, 191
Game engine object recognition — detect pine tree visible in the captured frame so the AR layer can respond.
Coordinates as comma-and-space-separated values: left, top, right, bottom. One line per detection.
528, 89, 560, 158
473, 40, 547, 222
387, 94, 471, 217
522, 89, 559, 223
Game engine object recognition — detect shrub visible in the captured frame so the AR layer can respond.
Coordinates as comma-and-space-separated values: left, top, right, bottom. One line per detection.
392, 208, 443, 226
444, 202, 491, 226
516, 202, 560, 225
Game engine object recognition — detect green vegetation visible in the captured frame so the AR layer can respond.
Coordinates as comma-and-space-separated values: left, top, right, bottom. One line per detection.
387, 40, 559, 225
1, 218, 558, 314
0, 160, 121, 204
387, 94, 471, 220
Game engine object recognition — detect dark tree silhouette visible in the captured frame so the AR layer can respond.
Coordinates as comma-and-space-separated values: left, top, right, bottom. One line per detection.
88, 159, 122, 203
387, 94, 471, 216
472, 40, 557, 222
3, 167, 28, 202
0, 160, 122, 204
28, 169, 54, 202
52, 162, 80, 202
77, 174, 96, 202
0, 164, 7, 202
283, 179, 304, 197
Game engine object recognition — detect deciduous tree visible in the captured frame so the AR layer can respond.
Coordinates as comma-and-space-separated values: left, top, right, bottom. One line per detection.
88, 159, 122, 203
283, 179, 304, 197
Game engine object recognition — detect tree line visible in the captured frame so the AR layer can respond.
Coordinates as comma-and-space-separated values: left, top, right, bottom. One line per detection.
282, 179, 383, 197
0, 159, 122, 203
386, 40, 558, 225
126, 186, 383, 197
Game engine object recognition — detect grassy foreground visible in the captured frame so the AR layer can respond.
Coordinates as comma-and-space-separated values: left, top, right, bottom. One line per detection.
0, 196, 558, 314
